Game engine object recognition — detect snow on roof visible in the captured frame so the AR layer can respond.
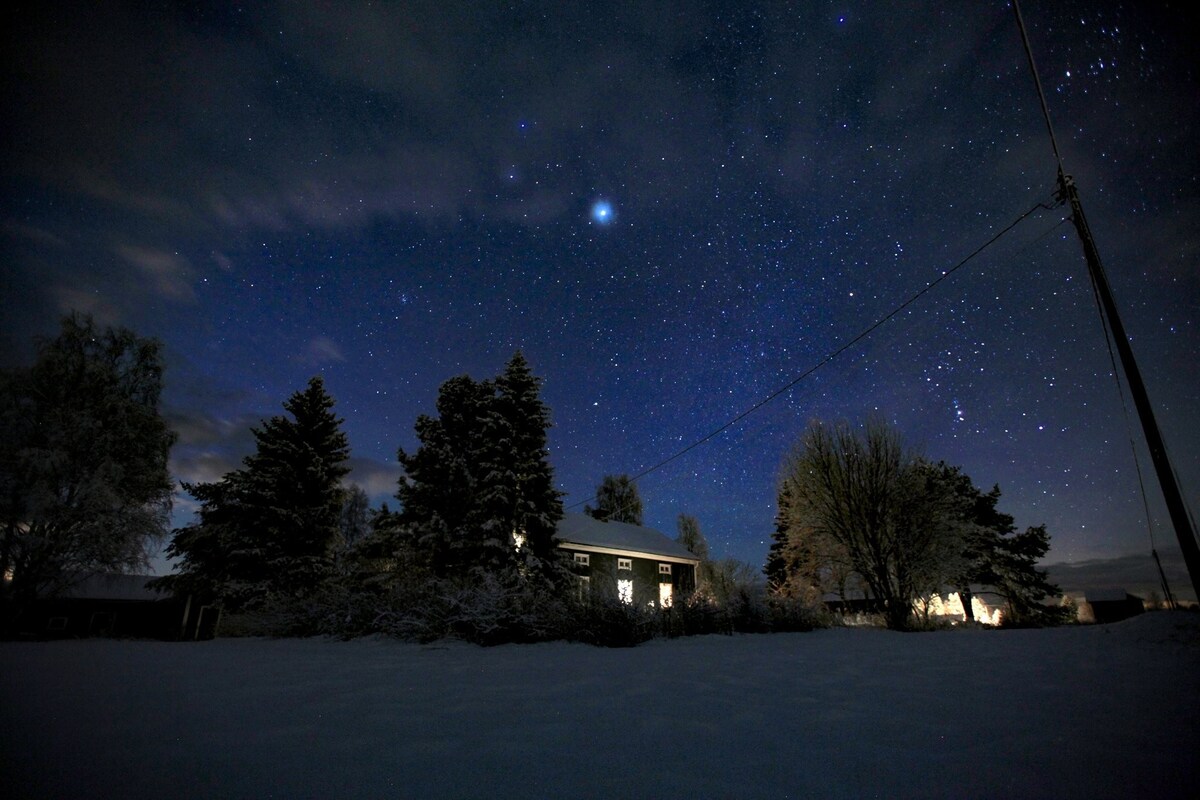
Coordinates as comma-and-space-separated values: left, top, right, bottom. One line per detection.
555, 513, 700, 563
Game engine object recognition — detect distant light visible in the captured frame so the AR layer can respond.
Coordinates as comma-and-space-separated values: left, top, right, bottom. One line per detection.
591, 200, 614, 225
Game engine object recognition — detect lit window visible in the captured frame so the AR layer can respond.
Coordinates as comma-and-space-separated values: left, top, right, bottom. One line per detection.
617, 558, 632, 571
574, 552, 590, 567
659, 582, 673, 608
512, 531, 526, 550
658, 563, 672, 575
618, 579, 633, 605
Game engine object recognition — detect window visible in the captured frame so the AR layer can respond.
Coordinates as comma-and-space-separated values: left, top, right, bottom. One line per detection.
577, 575, 591, 600
512, 531, 526, 550
617, 557, 632, 571
658, 563, 672, 575
659, 582, 673, 609
573, 552, 590, 567
618, 579, 633, 605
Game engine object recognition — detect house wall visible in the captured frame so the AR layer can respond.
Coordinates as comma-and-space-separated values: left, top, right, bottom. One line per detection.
20, 597, 194, 639
562, 549, 695, 606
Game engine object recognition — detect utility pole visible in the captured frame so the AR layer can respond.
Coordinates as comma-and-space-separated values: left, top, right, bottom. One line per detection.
1057, 173, 1200, 601
1012, 0, 1200, 600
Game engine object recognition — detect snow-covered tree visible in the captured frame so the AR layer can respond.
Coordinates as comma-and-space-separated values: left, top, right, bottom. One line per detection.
395, 352, 563, 582
156, 377, 350, 609
1, 314, 176, 629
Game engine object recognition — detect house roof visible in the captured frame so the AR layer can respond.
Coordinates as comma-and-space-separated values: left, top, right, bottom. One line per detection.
555, 513, 701, 563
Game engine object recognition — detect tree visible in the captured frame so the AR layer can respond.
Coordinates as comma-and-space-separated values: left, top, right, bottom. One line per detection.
339, 484, 371, 550
156, 377, 350, 609
0, 314, 176, 630
778, 418, 967, 629
395, 352, 563, 582
676, 513, 712, 594
585, 474, 643, 525
492, 352, 564, 572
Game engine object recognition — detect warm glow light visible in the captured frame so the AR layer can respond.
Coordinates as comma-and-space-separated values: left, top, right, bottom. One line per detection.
512, 531, 526, 550
914, 592, 1004, 625
618, 579, 633, 604
659, 583, 673, 609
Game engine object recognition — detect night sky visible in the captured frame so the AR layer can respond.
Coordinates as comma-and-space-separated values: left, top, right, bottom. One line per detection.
3, 2, 1197, 595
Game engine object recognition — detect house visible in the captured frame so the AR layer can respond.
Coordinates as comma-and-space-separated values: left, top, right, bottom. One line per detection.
555, 513, 700, 607
1074, 589, 1145, 624
16, 573, 218, 640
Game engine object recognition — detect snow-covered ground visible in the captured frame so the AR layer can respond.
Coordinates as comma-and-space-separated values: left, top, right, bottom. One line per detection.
3, 613, 1197, 799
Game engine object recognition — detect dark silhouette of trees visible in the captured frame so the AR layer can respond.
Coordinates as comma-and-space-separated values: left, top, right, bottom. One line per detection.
1, 314, 176, 631
585, 474, 643, 525
774, 418, 1063, 628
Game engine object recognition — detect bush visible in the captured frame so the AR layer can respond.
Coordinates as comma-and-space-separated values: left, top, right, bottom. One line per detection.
213, 570, 833, 646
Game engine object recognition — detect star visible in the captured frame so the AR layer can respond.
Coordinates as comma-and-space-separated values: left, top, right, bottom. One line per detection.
590, 200, 614, 225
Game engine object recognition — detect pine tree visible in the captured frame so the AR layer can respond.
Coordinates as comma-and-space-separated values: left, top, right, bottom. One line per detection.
396, 353, 563, 582
764, 484, 792, 593
585, 474, 643, 524
156, 377, 350, 609
494, 352, 563, 573
940, 469, 1064, 625
396, 375, 492, 577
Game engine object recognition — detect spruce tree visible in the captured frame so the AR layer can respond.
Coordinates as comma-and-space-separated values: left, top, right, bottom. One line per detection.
395, 352, 563, 582
764, 484, 793, 593
396, 375, 492, 577
494, 351, 563, 572
156, 377, 350, 608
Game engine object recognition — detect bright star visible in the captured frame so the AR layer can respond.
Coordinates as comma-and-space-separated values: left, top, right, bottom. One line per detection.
590, 200, 614, 225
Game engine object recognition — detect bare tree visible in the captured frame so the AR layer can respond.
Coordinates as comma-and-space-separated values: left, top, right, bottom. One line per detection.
584, 474, 643, 525
779, 418, 965, 629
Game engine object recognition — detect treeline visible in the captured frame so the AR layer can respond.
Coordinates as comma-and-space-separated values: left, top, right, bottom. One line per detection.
2, 315, 1064, 641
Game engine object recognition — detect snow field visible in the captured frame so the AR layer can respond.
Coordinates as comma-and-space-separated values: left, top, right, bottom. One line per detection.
2, 613, 1197, 799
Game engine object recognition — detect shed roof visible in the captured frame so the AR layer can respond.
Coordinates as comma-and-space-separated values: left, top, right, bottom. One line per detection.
556, 513, 700, 563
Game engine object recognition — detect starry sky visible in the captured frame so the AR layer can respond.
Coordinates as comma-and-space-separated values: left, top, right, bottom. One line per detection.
3, 2, 1197, 596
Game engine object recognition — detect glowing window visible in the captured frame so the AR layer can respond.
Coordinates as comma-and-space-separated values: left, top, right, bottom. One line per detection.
574, 553, 590, 566
659, 582, 673, 609
658, 563, 672, 575
512, 531, 526, 550
618, 579, 633, 605
617, 558, 632, 571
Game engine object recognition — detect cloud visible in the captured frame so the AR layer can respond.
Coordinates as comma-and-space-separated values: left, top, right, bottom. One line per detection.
116, 245, 196, 303
50, 286, 124, 327
1045, 549, 1194, 602
344, 457, 403, 499
297, 336, 346, 368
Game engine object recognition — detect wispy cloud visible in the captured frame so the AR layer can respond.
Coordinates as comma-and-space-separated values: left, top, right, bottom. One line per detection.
116, 244, 195, 303
300, 336, 346, 367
